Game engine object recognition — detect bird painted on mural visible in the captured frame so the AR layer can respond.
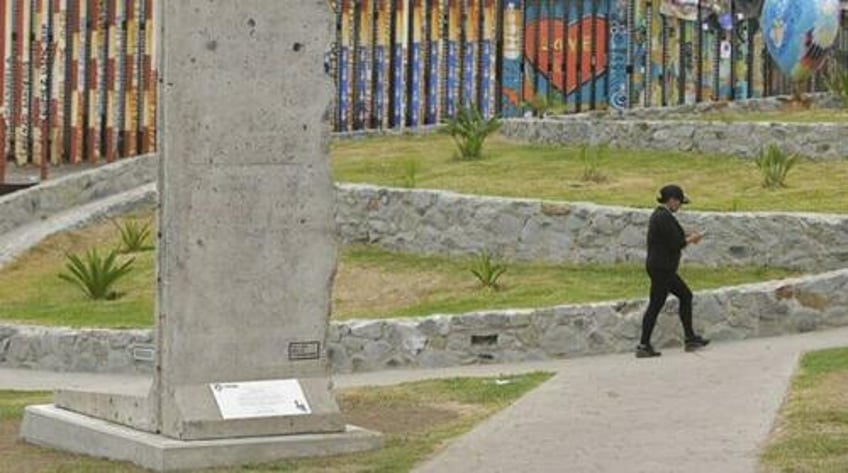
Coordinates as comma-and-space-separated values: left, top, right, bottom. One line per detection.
796, 0, 840, 77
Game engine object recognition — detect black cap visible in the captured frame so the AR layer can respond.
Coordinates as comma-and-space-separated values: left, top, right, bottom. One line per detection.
657, 185, 690, 204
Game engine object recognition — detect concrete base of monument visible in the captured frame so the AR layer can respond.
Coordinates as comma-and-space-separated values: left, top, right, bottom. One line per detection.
20, 405, 384, 472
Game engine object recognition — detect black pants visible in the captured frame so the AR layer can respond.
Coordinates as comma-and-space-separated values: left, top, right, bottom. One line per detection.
640, 269, 696, 346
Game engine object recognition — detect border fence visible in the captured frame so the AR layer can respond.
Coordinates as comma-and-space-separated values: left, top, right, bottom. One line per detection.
331, 0, 848, 131
0, 1, 846, 181
0, 0, 157, 183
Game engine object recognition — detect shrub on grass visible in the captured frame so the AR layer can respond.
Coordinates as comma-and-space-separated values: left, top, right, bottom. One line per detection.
756, 145, 799, 189
444, 107, 501, 160
470, 251, 507, 291
59, 249, 135, 300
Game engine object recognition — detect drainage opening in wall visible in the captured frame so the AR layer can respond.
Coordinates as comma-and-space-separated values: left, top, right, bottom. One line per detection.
471, 334, 499, 346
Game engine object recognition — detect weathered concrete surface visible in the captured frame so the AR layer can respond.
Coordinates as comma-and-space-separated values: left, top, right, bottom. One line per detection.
22, 2, 381, 470
20, 406, 381, 472
148, 0, 345, 441
414, 326, 848, 473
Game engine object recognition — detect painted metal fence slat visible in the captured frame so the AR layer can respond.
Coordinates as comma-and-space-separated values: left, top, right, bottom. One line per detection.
0, 0, 9, 180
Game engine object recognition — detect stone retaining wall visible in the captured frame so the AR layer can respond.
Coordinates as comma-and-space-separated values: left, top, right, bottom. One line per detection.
0, 184, 157, 269
336, 185, 848, 271
2, 269, 846, 374
500, 118, 848, 160
4, 156, 847, 274
0, 325, 154, 374
0, 155, 158, 235
568, 93, 841, 120
7, 182, 845, 272
329, 269, 848, 372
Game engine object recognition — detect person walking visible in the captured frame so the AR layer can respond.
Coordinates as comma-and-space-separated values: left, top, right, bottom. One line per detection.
636, 185, 710, 358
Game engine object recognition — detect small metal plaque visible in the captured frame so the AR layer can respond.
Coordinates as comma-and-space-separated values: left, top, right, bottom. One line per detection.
131, 345, 156, 362
288, 341, 321, 361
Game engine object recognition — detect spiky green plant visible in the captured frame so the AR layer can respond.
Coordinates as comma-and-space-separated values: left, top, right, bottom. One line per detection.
444, 107, 501, 160
402, 159, 419, 188
59, 249, 135, 300
114, 219, 153, 253
469, 251, 507, 291
755, 145, 799, 189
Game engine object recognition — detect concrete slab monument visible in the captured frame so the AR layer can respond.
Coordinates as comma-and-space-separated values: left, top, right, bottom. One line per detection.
20, 1, 382, 470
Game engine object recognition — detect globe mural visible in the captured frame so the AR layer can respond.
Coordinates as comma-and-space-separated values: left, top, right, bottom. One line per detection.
761, 0, 841, 82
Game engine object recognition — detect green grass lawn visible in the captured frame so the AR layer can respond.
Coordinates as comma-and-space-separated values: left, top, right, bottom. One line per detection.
331, 134, 848, 213
0, 372, 552, 472
761, 347, 848, 472
0, 217, 796, 329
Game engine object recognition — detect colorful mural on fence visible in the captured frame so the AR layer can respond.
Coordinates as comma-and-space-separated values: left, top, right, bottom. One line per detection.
627, 0, 766, 105
0, 0, 156, 175
608, 0, 630, 110
762, 0, 841, 81
519, 0, 610, 112
328, 0, 843, 131
0, 0, 843, 169
426, 0, 441, 123
500, 0, 523, 115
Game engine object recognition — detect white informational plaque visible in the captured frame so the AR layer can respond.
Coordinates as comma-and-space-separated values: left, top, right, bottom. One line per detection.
210, 379, 312, 419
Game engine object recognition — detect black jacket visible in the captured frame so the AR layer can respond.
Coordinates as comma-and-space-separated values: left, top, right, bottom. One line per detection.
645, 206, 687, 273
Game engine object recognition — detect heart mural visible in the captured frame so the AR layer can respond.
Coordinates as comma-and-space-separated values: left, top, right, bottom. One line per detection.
523, 17, 609, 97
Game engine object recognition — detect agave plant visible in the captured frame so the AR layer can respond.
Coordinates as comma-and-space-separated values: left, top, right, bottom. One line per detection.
59, 249, 135, 300
470, 251, 507, 291
755, 145, 799, 189
114, 218, 153, 253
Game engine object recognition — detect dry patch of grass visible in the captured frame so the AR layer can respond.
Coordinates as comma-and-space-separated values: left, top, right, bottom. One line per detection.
333, 263, 465, 318
761, 347, 848, 473
0, 373, 552, 473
